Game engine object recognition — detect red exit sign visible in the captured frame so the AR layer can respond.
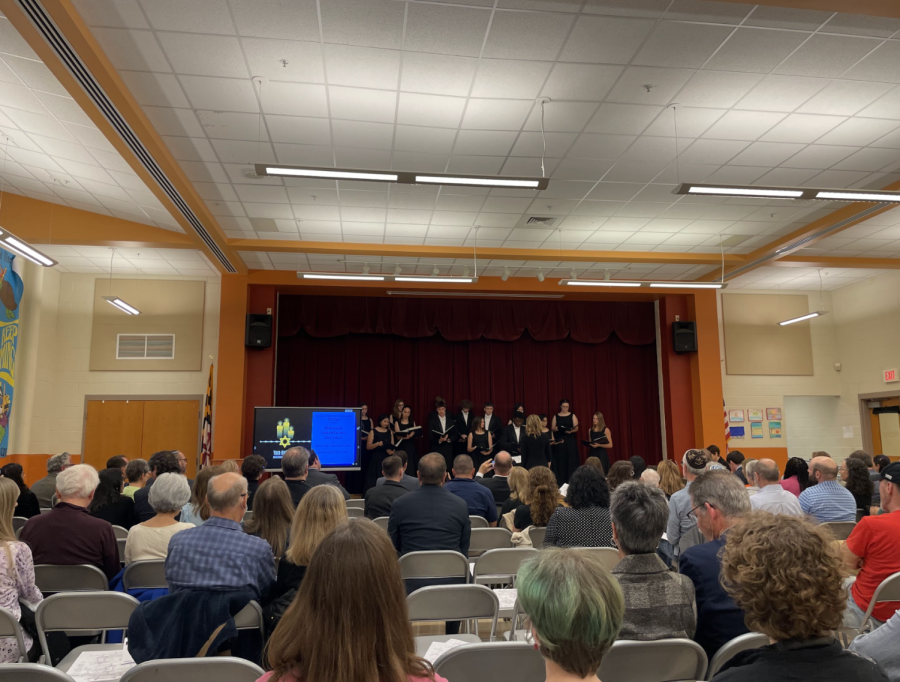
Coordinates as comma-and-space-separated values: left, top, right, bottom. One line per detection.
886, 369, 899, 383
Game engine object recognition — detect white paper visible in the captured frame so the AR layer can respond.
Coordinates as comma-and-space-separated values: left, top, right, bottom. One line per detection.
423, 638, 470, 663
511, 455, 522, 464
66, 648, 136, 682
843, 426, 854, 439
493, 588, 518, 611
661, 532, 669, 542
559, 483, 569, 497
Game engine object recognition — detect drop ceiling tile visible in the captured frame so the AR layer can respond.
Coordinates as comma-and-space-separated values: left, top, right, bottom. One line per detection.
774, 34, 880, 79
560, 16, 655, 64
522, 101, 596, 134
446, 155, 504, 174
157, 33, 248, 78
119, 71, 193, 110
703, 28, 808, 73
392, 151, 452, 172
404, 3, 491, 57
388, 192, 436, 210
400, 53, 478, 97
388, 208, 434, 224
678, 139, 748, 165
676, 71, 764, 108
822, 13, 900, 38
603, 159, 668, 183
842, 42, 900, 84
265, 115, 331, 144
759, 113, 847, 144
179, 75, 259, 112
642, 107, 725, 138
743, 6, 833, 30
331, 120, 394, 150
729, 142, 807, 167
241, 38, 325, 83
816, 118, 899, 146
341, 223, 385, 236
483, 10, 574, 61
471, 59, 552, 99
90, 28, 171, 72
320, 0, 405, 49
472, 212, 520, 226
872, 129, 900, 150
334, 147, 392, 169
510, 132, 578, 158
583, 0, 669, 16
435, 194, 486, 212
399, 93, 466, 128
754, 168, 821, 186
385, 224, 429, 237
552, 158, 614, 181
210, 139, 276, 164
805, 169, 872, 187
35, 93, 91, 126
540, 63, 622, 102
461, 99, 532, 131
453, 130, 517, 157
736, 75, 828, 113
3, 56, 66, 96
634, 22, 734, 69
585, 103, 661, 135
324, 45, 400, 90
702, 165, 768, 185
606, 66, 693, 106
230, 0, 319, 40
329, 86, 396, 123
797, 80, 895, 116
702, 111, 785, 141
832, 148, 900, 172
393, 125, 457, 155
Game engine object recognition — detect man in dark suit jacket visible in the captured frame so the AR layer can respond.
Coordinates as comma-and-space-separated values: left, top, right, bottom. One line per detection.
727, 451, 748, 484
135, 450, 182, 522
476, 451, 513, 505
481, 402, 500, 441
306, 450, 350, 500
376, 450, 419, 492
364, 455, 409, 519
454, 399, 474, 457
282, 447, 313, 507
428, 400, 455, 469
499, 414, 525, 458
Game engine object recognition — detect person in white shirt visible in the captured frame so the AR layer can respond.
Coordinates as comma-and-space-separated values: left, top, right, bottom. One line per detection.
749, 459, 803, 517
124, 473, 193, 564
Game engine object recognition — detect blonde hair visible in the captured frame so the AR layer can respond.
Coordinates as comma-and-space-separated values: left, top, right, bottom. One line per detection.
593, 412, 606, 431
285, 485, 348, 566
657, 459, 685, 497
0, 478, 19, 573
525, 414, 543, 438
507, 467, 529, 503
220, 460, 240, 474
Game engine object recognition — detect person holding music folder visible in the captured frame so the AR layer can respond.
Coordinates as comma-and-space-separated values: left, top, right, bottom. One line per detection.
365, 414, 395, 492
429, 399, 455, 469
500, 412, 526, 459
583, 411, 613, 474
393, 405, 420, 473
359, 403, 372, 439
522, 414, 552, 470
454, 399, 474, 457
389, 399, 404, 426
482, 402, 500, 441
466, 416, 494, 470
541, 414, 563, 464
551, 398, 580, 486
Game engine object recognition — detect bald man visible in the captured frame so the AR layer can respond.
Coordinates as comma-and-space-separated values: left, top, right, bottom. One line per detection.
476, 451, 514, 505
749, 459, 803, 517
799, 455, 857, 523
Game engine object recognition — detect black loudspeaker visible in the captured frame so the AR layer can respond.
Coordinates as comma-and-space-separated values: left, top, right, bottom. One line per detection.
245, 314, 272, 348
672, 321, 697, 354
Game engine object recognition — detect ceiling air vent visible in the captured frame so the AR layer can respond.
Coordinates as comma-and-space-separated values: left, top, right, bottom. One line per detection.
525, 216, 557, 226
117, 334, 175, 360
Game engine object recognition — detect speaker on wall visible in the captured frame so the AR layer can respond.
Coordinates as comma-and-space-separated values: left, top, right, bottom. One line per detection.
672, 321, 697, 354
246, 314, 272, 348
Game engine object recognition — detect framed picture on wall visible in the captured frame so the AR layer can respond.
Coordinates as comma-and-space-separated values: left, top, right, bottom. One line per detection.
769, 421, 782, 438
751, 422, 763, 438
766, 407, 782, 420
729, 409, 745, 423
730, 426, 745, 439
748, 408, 763, 422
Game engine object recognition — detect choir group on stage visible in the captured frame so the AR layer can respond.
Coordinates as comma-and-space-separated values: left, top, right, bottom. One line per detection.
360, 397, 613, 491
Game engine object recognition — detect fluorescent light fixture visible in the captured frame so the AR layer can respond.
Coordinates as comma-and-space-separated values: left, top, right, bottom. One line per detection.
685, 186, 803, 199
676, 183, 900, 203
778, 311, 828, 326
388, 291, 563, 299
102, 296, 140, 315
415, 175, 541, 189
560, 280, 642, 287
559, 279, 728, 288
649, 282, 724, 289
301, 273, 385, 281
393, 277, 476, 283
815, 191, 900, 203
263, 166, 397, 182
2, 235, 56, 267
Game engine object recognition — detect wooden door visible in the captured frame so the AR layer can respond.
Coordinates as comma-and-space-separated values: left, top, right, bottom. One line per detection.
83, 400, 145, 470
141, 400, 201, 478
869, 397, 900, 457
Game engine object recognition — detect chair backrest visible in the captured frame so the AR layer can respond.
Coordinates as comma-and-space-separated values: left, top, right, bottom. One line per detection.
706, 632, 769, 680
117, 538, 127, 565
469, 515, 489, 529
12, 517, 28, 532
346, 506, 364, 518
36, 592, 140, 663
120, 657, 265, 682
40, 508, 53, 514
433, 642, 545, 682
859, 571, 900, 632
399, 550, 470, 581
111, 525, 129, 540
346, 499, 365, 509
373, 516, 390, 531
469, 527, 512, 557
473, 548, 538, 584
243, 510, 253, 523
34, 564, 109, 594
528, 526, 546, 548
822, 521, 856, 541
233, 601, 263, 633
0, 663, 76, 682
407, 584, 499, 639
122, 560, 168, 591
575, 547, 620, 571
0, 606, 28, 662
598, 638, 708, 682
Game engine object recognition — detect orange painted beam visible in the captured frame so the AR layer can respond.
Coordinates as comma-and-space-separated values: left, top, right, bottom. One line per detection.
687, 290, 725, 451
714, 0, 900, 18
773, 255, 900, 270
213, 274, 249, 459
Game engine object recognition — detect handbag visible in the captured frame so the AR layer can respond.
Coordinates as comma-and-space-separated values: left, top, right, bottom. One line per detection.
510, 525, 534, 548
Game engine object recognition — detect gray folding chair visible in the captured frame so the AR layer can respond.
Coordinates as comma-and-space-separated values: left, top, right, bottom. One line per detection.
822, 521, 856, 541
347, 506, 364, 518
408, 584, 499, 653
373, 516, 390, 532
346, 499, 365, 509
469, 515, 490, 529
575, 546, 620, 571
120, 657, 265, 682
40, 508, 53, 514
117, 538, 127, 565
233, 600, 264, 638
706, 632, 769, 679
472, 548, 538, 586
243, 510, 253, 523
0, 605, 29, 662
111, 525, 129, 540
858, 571, 900, 633
0, 663, 75, 682
12, 516, 28, 533
399, 550, 470, 583
598, 638, 708, 682
469, 527, 512, 558
528, 526, 546, 548
433, 641, 545, 682
36, 592, 140, 672
34, 564, 109, 595
122, 560, 168, 591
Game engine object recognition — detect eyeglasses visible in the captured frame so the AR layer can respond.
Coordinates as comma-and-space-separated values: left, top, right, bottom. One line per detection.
687, 502, 716, 523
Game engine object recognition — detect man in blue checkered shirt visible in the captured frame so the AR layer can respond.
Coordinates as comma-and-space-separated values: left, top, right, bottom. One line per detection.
799, 455, 857, 524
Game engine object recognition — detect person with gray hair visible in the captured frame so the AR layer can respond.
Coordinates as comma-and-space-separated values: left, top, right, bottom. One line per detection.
124, 473, 193, 564
19, 464, 120, 579
742, 458, 759, 495
31, 452, 72, 508
282, 446, 312, 507
677, 470, 751, 658
749, 459, 803, 517
123, 459, 151, 499
610, 482, 696, 641
165, 472, 275, 599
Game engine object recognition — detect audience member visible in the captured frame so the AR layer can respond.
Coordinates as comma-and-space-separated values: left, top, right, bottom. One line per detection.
842, 462, 900, 630
241, 455, 267, 510
610, 482, 695, 641
607, 461, 634, 491
666, 448, 709, 559
640, 469, 660, 488
714, 513, 886, 682
629, 456, 647, 480
749, 459, 803, 517
849, 451, 879, 510
850, 610, 900, 681
106, 455, 128, 477
781, 457, 810, 497
678, 469, 751, 659
517, 549, 624, 682
874, 454, 891, 473
282, 447, 313, 506
842, 457, 873, 518
134, 451, 182, 522
0, 463, 39, 518
31, 452, 71, 508
726, 451, 747, 484
124, 473, 193, 564
584, 456, 606, 472
364, 455, 410, 520
244, 477, 293, 557
88, 468, 137, 529
657, 459, 685, 499
799, 455, 857, 523
20, 465, 119, 579
874, 454, 891, 508
166, 472, 275, 600
513, 466, 560, 532
376, 450, 419, 492
545, 465, 612, 548
123, 459, 150, 499
306, 450, 350, 500
181, 465, 224, 526
707, 444, 723, 465
220, 460, 240, 474
173, 450, 191, 480
261, 520, 445, 682
742, 459, 759, 495
475, 450, 513, 504
500, 467, 529, 517
444, 455, 497, 526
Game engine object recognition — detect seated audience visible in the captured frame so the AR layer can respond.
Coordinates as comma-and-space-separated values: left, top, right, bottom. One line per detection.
678, 469, 751, 659
517, 549, 624, 682
261, 520, 445, 682
873, 454, 891, 509
241, 455, 267, 510
166, 472, 275, 600
842, 462, 900, 630
726, 451, 747, 484
444, 455, 498, 526
780, 457, 809, 497
123, 459, 150, 499
0, 478, 43, 662
180, 465, 223, 526
475, 450, 513, 504
514, 466, 560, 532
607, 461, 634, 491
0, 463, 40, 518
30, 452, 71, 508
850, 610, 900, 681
799, 455, 857, 523
640, 469, 660, 487
714, 512, 887, 682
667, 449, 709, 559
584, 456, 606, 473
124, 473, 193, 564
88, 468, 137, 529
610, 482, 695, 641
364, 455, 410, 520
629, 456, 646, 480
849, 450, 879, 510
742, 459, 759, 495
20, 464, 119, 579
707, 444, 724, 465
107, 455, 128, 477
174, 451, 192, 485
545, 465, 612, 548
282, 447, 313, 506
657, 459, 685, 499
306, 450, 350, 500
135, 451, 182, 522
376, 450, 419, 492
220, 460, 240, 474
749, 459, 803, 516
244, 477, 293, 557
842, 457, 873, 518
500, 466, 529, 517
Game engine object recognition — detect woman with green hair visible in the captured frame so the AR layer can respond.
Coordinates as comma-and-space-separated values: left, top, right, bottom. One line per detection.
517, 549, 624, 681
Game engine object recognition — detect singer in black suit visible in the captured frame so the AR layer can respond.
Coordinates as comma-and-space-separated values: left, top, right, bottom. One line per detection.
499, 413, 525, 458
482, 402, 500, 441
429, 399, 455, 469
522, 414, 552, 470
454, 399, 474, 457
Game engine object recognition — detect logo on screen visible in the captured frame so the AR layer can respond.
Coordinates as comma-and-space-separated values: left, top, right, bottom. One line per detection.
277, 419, 295, 449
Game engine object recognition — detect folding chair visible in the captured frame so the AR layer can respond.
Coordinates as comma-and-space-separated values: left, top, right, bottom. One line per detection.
346, 499, 365, 509
598, 638, 708, 682
528, 526, 546, 548
469, 515, 489, 529
472, 548, 538, 586
822, 521, 856, 541
706, 632, 769, 679
399, 551, 470, 583
408, 584, 499, 654
858, 571, 900, 634
233, 600, 264, 637
12, 516, 28, 533
433, 641, 545, 682
0, 605, 29, 662
34, 564, 109, 595
469, 527, 512, 558
347, 506, 364, 518
40, 508, 53, 515
122, 560, 168, 591
574, 547, 620, 571
111, 525, 129, 540
117, 538, 127, 565
36, 592, 140, 672
373, 516, 390, 532
119, 657, 265, 682
243, 510, 253, 523
0, 663, 75, 682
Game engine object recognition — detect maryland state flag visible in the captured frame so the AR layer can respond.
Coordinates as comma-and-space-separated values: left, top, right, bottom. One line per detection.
200, 363, 213, 467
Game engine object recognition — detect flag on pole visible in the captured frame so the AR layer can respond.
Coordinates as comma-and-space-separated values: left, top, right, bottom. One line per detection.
200, 363, 213, 468
723, 400, 730, 454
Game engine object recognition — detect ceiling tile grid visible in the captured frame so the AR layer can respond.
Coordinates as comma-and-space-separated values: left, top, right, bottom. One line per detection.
37, 244, 218, 276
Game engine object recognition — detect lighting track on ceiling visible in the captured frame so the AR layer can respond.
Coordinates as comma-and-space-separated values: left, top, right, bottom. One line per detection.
675, 183, 900, 203
298, 272, 478, 283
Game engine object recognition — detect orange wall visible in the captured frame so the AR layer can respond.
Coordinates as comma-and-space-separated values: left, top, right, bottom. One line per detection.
214, 275, 249, 459
7, 454, 82, 485
688, 290, 726, 453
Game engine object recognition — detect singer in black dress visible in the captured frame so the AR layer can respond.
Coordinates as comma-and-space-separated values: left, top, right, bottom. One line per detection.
393, 406, 419, 473
466, 416, 494, 470
552, 399, 580, 486
586, 411, 613, 474
522, 414, 552, 470
365, 414, 395, 492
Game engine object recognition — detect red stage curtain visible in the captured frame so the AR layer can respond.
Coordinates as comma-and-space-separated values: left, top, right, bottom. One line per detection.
276, 296, 662, 467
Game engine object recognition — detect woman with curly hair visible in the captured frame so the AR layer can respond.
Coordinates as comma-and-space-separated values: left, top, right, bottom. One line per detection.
544, 465, 613, 549
713, 512, 886, 682
841, 457, 873, 518
513, 466, 560, 532
657, 459, 684, 499
780, 457, 809, 497
607, 461, 634, 491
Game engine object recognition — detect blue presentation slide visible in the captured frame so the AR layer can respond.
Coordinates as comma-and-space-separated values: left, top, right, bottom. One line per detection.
311, 411, 357, 466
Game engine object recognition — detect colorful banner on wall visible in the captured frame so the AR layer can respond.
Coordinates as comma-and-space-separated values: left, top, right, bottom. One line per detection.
0, 249, 22, 457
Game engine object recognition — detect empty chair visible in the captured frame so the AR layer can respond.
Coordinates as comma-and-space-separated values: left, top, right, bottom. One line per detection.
706, 632, 770, 680
243, 510, 253, 523
346, 506, 364, 518
528, 526, 546, 548
472, 548, 538, 586
111, 525, 129, 540
399, 550, 469, 583
433, 641, 545, 682
468, 527, 512, 558
0, 606, 29, 663
858, 571, 900, 633
34, 564, 109, 595
575, 547, 620, 571
822, 521, 856, 541
373, 516, 390, 532
12, 517, 27, 533
120, 657, 265, 682
117, 538, 127, 565
0, 663, 75, 682
346, 499, 365, 509
469, 515, 489, 529
122, 560, 167, 591
598, 638, 708, 682
408, 584, 499, 654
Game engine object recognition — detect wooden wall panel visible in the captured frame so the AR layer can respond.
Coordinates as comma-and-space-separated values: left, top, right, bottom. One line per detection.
141, 400, 200, 478
83, 400, 144, 470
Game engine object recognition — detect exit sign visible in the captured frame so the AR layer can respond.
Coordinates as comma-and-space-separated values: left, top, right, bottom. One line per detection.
886, 369, 899, 383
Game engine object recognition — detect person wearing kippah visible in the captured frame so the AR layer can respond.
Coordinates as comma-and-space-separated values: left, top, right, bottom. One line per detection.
665, 449, 710, 559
